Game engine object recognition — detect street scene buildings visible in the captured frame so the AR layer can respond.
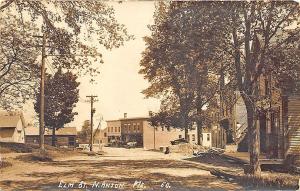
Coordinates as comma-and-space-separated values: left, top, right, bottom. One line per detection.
0, 1, 300, 190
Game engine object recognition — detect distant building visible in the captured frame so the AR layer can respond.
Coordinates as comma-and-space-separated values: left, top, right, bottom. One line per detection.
105, 113, 227, 150
120, 115, 146, 147
143, 121, 198, 150
106, 120, 121, 146
0, 112, 26, 143
25, 127, 77, 148
93, 128, 108, 145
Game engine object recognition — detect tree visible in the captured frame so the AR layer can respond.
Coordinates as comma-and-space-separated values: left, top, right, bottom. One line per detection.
34, 68, 80, 146
220, 1, 300, 175
78, 120, 91, 144
0, 14, 39, 109
140, 2, 226, 142
0, 0, 132, 109
141, 1, 300, 176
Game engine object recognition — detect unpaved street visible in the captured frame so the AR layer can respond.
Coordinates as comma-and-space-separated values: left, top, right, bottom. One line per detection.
0, 148, 244, 190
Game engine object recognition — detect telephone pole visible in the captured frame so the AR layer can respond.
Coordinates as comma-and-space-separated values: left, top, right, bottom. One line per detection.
33, 30, 100, 151
34, 34, 47, 151
86, 95, 98, 151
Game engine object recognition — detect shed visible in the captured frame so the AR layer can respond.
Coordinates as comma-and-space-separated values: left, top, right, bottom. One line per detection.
0, 113, 26, 143
25, 127, 77, 148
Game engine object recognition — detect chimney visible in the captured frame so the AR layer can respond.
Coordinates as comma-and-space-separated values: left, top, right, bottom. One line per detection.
124, 113, 127, 119
149, 111, 153, 117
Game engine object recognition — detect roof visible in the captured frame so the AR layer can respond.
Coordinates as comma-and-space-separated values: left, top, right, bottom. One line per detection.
25, 125, 39, 135
25, 127, 77, 136
52, 127, 77, 136
0, 115, 22, 128
119, 117, 149, 121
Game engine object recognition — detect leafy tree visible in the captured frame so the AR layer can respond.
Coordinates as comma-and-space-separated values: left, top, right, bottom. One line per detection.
218, 1, 300, 175
140, 2, 226, 142
0, 14, 39, 109
77, 120, 91, 144
34, 68, 80, 146
141, 1, 300, 176
0, 0, 132, 109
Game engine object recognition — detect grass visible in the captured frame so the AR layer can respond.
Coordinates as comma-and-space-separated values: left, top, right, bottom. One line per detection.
0, 160, 12, 169
211, 169, 299, 190
16, 150, 53, 162
0, 142, 34, 153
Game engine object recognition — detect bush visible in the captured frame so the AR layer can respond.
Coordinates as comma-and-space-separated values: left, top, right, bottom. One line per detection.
0, 160, 12, 169
16, 150, 53, 162
0, 142, 33, 153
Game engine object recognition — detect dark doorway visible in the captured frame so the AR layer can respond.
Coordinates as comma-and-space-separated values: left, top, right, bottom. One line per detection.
270, 111, 279, 158
259, 113, 267, 153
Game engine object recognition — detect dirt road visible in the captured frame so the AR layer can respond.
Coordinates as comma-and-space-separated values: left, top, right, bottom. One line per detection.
0, 147, 244, 190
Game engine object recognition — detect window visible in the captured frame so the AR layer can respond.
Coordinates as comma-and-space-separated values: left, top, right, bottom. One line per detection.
162, 127, 164, 131
118, 127, 121, 132
115, 127, 117, 132
179, 135, 182, 139
265, 78, 270, 96
137, 125, 140, 131
207, 134, 210, 141
134, 125, 136, 131
104, 133, 107, 137
68, 137, 75, 146
192, 134, 195, 141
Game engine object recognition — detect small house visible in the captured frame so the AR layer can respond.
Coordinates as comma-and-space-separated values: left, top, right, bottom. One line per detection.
0, 112, 26, 143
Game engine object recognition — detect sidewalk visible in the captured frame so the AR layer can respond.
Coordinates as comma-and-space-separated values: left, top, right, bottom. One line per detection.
223, 152, 284, 165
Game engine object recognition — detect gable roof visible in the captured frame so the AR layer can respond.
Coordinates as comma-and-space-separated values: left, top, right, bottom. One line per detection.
0, 115, 22, 128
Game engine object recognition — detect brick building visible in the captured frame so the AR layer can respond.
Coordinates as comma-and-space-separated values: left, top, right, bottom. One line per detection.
120, 115, 146, 147
106, 120, 121, 146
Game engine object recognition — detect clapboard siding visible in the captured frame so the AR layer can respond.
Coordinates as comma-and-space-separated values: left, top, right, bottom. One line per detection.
287, 96, 300, 155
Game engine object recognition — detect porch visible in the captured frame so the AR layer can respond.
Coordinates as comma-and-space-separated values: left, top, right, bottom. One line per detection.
223, 152, 284, 165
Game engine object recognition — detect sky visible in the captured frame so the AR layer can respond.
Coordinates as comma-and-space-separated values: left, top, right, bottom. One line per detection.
24, 1, 160, 130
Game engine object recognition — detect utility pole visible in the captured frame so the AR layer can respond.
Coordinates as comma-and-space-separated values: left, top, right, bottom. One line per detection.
33, 30, 100, 151
34, 34, 47, 151
86, 95, 98, 151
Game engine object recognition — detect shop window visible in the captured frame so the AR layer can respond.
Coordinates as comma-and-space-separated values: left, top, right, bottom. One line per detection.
68, 137, 75, 146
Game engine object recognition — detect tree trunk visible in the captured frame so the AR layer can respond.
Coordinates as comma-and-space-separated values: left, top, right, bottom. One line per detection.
185, 126, 188, 142
52, 127, 56, 147
197, 120, 203, 145
244, 98, 261, 176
